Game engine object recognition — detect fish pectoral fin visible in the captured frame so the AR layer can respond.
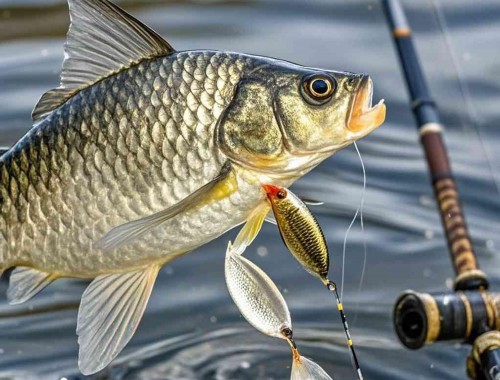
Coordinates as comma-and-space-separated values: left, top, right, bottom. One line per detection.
232, 203, 271, 255
96, 162, 234, 251
32, 0, 175, 122
77, 264, 161, 375
7, 267, 57, 305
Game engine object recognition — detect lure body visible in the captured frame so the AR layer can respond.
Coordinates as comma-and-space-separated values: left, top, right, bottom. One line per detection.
225, 242, 292, 339
224, 242, 333, 380
263, 184, 329, 282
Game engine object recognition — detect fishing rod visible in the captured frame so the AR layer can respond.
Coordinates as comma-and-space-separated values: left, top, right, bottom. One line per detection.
381, 1, 500, 379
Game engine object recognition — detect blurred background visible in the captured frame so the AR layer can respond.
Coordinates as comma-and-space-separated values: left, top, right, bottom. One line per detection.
0, 0, 499, 379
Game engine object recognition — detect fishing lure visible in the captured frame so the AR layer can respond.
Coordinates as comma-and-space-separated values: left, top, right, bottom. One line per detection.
263, 184, 363, 380
224, 242, 333, 379
263, 184, 329, 280
225, 241, 291, 339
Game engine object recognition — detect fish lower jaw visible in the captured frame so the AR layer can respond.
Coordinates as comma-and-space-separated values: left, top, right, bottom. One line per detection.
348, 99, 386, 135
347, 76, 386, 135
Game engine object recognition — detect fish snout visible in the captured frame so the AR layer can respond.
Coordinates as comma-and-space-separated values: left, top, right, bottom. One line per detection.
347, 75, 386, 134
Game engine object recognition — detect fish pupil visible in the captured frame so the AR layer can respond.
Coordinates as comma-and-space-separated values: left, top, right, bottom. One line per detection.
277, 190, 286, 199
311, 79, 329, 95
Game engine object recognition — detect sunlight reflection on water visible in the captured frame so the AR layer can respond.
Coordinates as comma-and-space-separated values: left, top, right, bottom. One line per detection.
0, 0, 499, 379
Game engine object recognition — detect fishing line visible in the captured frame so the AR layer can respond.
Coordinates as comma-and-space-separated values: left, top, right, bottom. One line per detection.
327, 280, 364, 380
340, 204, 358, 302
429, 0, 500, 199
352, 141, 367, 325
340, 141, 366, 302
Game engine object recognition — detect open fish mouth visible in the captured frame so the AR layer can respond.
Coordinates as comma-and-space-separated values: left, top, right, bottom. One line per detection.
347, 76, 386, 133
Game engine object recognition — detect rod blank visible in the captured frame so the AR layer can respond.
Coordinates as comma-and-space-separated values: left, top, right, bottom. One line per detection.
381, 0, 488, 291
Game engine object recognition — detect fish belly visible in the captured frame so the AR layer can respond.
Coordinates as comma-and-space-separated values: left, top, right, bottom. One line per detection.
0, 51, 264, 277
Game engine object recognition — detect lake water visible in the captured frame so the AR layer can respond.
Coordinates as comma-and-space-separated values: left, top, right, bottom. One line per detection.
0, 0, 499, 379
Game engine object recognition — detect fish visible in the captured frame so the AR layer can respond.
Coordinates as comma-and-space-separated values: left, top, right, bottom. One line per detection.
262, 184, 330, 282
0, 0, 385, 374
224, 242, 333, 380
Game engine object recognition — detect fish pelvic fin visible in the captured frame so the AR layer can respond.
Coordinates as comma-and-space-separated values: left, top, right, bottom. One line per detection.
32, 0, 175, 123
232, 202, 270, 255
77, 264, 161, 375
96, 162, 235, 251
7, 267, 57, 305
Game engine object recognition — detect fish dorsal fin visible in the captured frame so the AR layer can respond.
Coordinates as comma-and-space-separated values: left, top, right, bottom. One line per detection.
7, 267, 57, 305
32, 0, 175, 122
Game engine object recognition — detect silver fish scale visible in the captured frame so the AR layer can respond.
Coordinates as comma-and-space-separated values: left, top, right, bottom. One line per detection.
0, 50, 265, 276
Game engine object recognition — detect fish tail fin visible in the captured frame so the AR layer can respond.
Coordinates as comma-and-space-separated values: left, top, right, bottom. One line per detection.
291, 355, 333, 380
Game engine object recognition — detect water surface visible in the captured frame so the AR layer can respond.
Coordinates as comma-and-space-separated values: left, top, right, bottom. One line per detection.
0, 0, 499, 379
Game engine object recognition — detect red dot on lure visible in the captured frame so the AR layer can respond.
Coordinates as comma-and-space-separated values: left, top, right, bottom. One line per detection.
262, 184, 288, 200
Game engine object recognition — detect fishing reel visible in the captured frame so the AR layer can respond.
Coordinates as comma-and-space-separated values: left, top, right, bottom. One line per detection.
466, 330, 500, 380
394, 290, 500, 380
394, 290, 499, 348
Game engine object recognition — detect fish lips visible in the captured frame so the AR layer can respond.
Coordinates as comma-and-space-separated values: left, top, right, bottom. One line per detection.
346, 75, 386, 136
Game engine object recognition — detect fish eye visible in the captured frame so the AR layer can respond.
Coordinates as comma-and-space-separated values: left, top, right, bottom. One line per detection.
277, 190, 287, 199
302, 74, 336, 103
